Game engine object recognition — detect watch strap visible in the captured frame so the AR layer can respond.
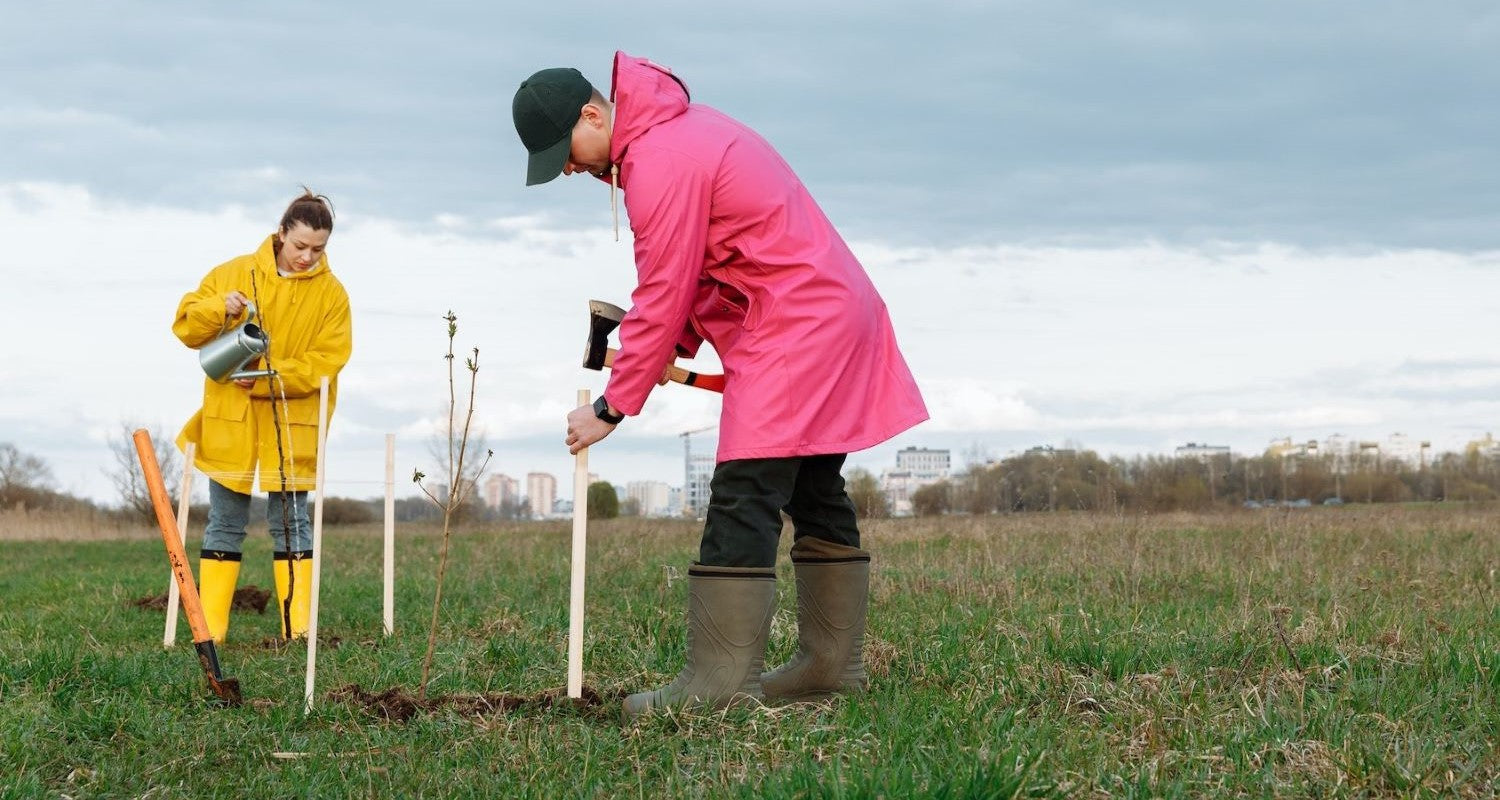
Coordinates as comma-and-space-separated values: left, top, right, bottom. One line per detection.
593, 395, 625, 424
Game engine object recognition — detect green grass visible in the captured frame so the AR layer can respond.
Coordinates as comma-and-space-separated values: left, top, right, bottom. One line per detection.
1, 506, 1496, 798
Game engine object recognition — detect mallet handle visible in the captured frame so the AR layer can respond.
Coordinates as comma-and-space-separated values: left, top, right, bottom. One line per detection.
603, 348, 725, 393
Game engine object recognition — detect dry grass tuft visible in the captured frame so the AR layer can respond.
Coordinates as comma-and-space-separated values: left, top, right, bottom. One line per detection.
0, 506, 156, 541
864, 635, 899, 679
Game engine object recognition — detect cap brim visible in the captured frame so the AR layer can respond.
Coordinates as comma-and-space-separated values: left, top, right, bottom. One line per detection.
525, 134, 572, 186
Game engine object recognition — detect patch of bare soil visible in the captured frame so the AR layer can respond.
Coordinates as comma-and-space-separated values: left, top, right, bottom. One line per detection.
330, 683, 614, 723
130, 585, 272, 613
132, 593, 169, 611
231, 586, 272, 612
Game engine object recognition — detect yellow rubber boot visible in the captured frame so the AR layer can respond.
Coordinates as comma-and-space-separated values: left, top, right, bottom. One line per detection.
198, 552, 242, 643
273, 552, 313, 640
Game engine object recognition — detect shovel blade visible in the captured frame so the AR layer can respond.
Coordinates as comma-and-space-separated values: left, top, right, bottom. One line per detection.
194, 640, 244, 707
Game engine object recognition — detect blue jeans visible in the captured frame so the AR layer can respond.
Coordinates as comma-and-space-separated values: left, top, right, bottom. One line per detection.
202, 480, 311, 556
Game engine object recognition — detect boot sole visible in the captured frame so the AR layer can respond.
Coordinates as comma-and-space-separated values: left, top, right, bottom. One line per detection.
762, 686, 866, 706
621, 691, 765, 722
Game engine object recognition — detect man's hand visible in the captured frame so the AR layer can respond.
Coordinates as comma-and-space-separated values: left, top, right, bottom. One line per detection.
224, 291, 251, 319
566, 403, 617, 455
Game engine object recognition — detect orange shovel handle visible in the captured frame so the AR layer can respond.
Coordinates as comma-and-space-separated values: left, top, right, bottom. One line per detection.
134, 431, 241, 706
133, 431, 213, 645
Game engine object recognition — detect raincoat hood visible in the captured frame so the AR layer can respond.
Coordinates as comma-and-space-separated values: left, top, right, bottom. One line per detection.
607, 51, 691, 177
253, 233, 331, 281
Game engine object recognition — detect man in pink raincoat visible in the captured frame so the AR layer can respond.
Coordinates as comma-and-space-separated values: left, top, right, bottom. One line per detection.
513, 51, 927, 720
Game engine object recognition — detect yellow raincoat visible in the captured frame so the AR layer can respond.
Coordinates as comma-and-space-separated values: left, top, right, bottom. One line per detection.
174, 234, 353, 494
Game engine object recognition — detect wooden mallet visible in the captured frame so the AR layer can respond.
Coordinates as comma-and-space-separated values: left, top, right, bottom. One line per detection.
583, 300, 726, 393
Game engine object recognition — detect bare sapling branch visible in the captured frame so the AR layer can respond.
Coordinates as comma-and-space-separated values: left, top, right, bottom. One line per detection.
415, 312, 491, 699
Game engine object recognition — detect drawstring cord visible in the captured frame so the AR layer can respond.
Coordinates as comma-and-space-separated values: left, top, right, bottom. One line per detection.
610, 163, 620, 242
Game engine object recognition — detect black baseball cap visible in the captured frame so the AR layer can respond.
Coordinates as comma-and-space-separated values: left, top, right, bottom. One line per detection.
513, 67, 595, 186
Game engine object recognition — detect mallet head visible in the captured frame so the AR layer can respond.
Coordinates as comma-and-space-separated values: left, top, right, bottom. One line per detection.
583, 300, 627, 370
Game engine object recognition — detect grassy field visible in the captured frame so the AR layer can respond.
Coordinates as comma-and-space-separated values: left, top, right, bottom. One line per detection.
1, 505, 1496, 798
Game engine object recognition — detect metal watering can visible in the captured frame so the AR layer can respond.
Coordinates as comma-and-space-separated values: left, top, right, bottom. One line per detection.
199, 301, 276, 383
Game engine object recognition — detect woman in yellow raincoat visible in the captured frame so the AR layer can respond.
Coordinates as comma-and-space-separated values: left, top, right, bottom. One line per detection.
173, 190, 353, 642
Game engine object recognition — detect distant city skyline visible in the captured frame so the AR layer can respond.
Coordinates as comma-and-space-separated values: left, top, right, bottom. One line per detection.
467, 429, 1496, 513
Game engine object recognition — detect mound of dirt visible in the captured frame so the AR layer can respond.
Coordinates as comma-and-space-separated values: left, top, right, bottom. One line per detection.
132, 593, 169, 611
232, 586, 272, 613
330, 683, 612, 723
131, 585, 272, 613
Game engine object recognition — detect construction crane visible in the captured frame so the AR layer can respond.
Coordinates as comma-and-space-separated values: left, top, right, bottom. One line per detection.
680, 425, 717, 517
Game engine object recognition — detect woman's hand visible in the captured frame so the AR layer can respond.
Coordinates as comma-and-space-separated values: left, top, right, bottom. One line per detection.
233, 357, 261, 389
224, 291, 251, 318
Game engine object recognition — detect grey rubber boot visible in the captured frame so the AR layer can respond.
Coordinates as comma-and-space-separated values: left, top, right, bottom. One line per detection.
622, 564, 777, 721
761, 537, 871, 703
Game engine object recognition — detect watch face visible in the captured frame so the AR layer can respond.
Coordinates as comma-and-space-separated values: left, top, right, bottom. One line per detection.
594, 396, 620, 423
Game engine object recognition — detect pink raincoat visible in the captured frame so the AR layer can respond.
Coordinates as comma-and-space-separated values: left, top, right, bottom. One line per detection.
602, 51, 927, 462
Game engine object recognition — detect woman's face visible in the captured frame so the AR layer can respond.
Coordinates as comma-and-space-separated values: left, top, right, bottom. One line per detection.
277, 222, 330, 274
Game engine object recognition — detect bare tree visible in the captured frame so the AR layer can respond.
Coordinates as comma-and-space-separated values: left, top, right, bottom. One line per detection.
425, 421, 490, 524
911, 481, 951, 517
0, 442, 55, 508
105, 424, 182, 523
845, 467, 890, 519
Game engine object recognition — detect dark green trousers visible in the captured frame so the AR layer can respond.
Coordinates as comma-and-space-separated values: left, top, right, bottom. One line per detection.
700, 454, 861, 568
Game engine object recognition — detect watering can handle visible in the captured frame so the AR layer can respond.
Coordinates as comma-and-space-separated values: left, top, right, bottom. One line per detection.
217, 299, 258, 336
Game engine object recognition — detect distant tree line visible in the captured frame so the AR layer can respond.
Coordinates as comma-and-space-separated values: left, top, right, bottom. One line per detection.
903, 448, 1499, 516
6, 437, 1496, 524
0, 442, 99, 515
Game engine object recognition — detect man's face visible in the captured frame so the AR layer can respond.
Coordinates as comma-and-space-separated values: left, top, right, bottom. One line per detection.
562, 103, 611, 178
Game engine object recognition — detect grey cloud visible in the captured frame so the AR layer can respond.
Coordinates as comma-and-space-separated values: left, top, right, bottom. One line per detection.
1393, 358, 1500, 374
2, 1, 1497, 252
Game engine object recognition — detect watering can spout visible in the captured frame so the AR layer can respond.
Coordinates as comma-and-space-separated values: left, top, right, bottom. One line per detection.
199, 302, 274, 383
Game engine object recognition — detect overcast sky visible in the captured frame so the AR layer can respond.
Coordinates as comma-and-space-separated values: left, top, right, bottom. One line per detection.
2, 2, 1497, 504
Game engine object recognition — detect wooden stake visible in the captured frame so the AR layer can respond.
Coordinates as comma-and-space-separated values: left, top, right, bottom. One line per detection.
164, 442, 195, 647
568, 389, 589, 699
383, 433, 395, 637
304, 376, 330, 714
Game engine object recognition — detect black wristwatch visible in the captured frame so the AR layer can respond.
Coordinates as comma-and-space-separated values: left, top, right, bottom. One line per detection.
593, 395, 625, 425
